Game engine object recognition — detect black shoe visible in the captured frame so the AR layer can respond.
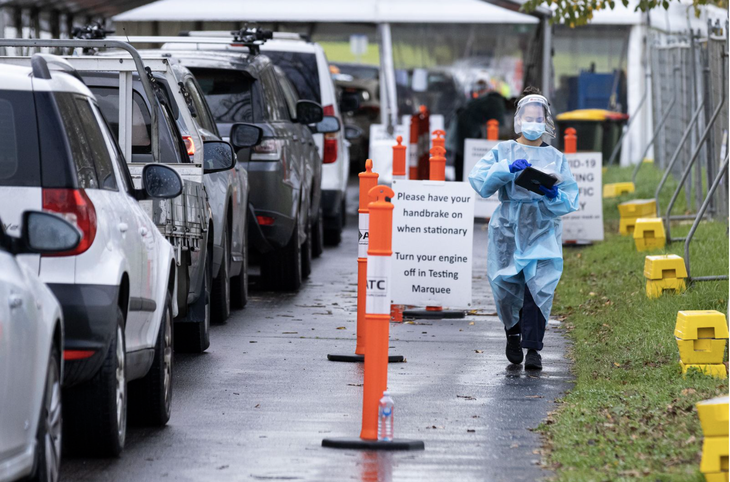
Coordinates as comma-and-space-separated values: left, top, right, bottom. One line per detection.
525, 349, 542, 370
506, 334, 523, 364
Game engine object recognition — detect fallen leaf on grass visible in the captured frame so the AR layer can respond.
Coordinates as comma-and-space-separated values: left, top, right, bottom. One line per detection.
682, 435, 696, 446
681, 388, 696, 396
613, 362, 621, 367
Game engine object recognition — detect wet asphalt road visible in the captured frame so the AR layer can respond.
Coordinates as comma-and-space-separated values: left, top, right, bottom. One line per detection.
61, 184, 572, 482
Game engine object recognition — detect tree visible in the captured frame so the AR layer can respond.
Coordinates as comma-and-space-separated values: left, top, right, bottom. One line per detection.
521, 0, 728, 27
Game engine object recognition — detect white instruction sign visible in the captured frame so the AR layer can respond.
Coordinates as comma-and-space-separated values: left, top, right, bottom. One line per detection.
463, 139, 500, 219
562, 152, 603, 242
391, 180, 475, 307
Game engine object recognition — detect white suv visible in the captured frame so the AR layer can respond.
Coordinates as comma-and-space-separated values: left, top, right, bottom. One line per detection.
0, 57, 182, 456
262, 36, 353, 245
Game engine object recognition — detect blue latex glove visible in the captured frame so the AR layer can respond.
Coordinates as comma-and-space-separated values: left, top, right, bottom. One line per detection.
508, 159, 531, 173
539, 184, 559, 199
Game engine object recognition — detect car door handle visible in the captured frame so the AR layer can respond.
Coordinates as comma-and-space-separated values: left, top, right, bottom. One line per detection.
118, 222, 128, 233
9, 294, 22, 309
139, 227, 149, 237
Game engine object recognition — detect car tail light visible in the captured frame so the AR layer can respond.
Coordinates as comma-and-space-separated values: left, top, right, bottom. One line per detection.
256, 215, 275, 226
64, 349, 95, 360
182, 135, 196, 156
42, 189, 97, 256
251, 139, 282, 161
323, 134, 338, 164
323, 104, 335, 116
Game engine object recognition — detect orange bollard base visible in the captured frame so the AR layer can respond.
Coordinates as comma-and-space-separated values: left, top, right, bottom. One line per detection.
322, 437, 424, 451
402, 307, 466, 319
326, 353, 405, 363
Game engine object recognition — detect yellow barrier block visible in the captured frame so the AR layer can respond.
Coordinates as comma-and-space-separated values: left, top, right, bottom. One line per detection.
675, 311, 730, 340
677, 338, 727, 364
603, 182, 635, 198
646, 278, 686, 298
680, 362, 728, 379
633, 217, 666, 251
700, 436, 730, 473
644, 254, 688, 280
618, 199, 657, 218
698, 396, 729, 437
619, 217, 638, 236
703, 473, 729, 482
643, 158, 654, 164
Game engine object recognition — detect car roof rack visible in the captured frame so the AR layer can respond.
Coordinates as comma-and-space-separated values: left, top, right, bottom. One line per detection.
181, 30, 311, 43
0, 38, 164, 164
30, 53, 84, 82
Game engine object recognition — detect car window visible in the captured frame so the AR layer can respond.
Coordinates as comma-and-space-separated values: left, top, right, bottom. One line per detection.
265, 51, 321, 103
75, 97, 118, 191
185, 77, 219, 135
55, 93, 99, 189
275, 69, 300, 121
90, 101, 134, 194
160, 102, 189, 163
0, 91, 41, 187
260, 67, 289, 122
190, 68, 255, 123
92, 87, 153, 155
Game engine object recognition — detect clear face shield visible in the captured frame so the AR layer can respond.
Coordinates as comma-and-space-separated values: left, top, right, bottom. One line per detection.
513, 94, 556, 141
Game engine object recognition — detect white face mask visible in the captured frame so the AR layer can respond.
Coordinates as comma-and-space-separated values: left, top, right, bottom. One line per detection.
522, 121, 546, 141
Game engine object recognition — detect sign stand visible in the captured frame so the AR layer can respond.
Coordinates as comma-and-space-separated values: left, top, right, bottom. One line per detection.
327, 160, 404, 364
402, 145, 467, 320
323, 185, 424, 452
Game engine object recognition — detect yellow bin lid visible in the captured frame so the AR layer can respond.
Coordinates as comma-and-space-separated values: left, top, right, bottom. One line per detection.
556, 109, 626, 121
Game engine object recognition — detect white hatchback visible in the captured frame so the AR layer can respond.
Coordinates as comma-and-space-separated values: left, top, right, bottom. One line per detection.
0, 211, 80, 482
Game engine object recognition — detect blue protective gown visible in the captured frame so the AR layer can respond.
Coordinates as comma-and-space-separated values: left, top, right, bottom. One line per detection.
468, 140, 579, 329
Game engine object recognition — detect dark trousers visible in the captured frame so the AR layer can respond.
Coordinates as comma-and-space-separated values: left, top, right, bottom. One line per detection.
506, 286, 546, 351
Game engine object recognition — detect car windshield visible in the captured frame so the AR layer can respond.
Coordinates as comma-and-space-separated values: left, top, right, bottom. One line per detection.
264, 51, 321, 103
0, 90, 40, 187
190, 68, 255, 123
333, 63, 379, 81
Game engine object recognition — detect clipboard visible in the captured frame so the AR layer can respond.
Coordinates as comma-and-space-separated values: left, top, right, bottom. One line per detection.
515, 167, 559, 195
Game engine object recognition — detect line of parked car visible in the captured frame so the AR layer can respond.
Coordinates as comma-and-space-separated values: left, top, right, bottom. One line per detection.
0, 27, 362, 482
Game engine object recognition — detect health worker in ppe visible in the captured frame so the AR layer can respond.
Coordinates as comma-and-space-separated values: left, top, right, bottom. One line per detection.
468, 87, 579, 370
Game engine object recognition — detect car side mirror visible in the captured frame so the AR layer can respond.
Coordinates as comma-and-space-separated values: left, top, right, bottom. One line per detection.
344, 125, 363, 141
203, 140, 237, 174
140, 164, 184, 200
314, 115, 341, 134
296, 100, 324, 125
16, 211, 81, 255
340, 91, 360, 113
230, 123, 263, 150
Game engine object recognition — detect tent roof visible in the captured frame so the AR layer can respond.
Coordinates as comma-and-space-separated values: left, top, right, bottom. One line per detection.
586, 0, 727, 32
113, 0, 539, 24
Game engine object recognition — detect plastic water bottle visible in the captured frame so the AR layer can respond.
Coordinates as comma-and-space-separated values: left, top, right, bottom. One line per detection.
378, 391, 394, 441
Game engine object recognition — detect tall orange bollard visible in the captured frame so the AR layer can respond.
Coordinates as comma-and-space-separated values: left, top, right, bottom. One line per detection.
487, 119, 499, 141
402, 141, 466, 321
327, 161, 404, 363
564, 127, 577, 154
392, 135, 407, 180
432, 129, 446, 151
322, 185, 424, 451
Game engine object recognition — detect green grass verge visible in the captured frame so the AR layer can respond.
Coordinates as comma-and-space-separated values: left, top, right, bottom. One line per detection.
541, 165, 729, 482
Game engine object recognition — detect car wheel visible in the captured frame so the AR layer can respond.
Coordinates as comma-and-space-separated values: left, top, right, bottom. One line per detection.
174, 249, 211, 353
261, 216, 302, 292
324, 199, 343, 247
129, 292, 173, 426
311, 205, 324, 259
211, 223, 231, 324
301, 216, 313, 279
30, 344, 62, 482
231, 216, 249, 309
62, 307, 126, 457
